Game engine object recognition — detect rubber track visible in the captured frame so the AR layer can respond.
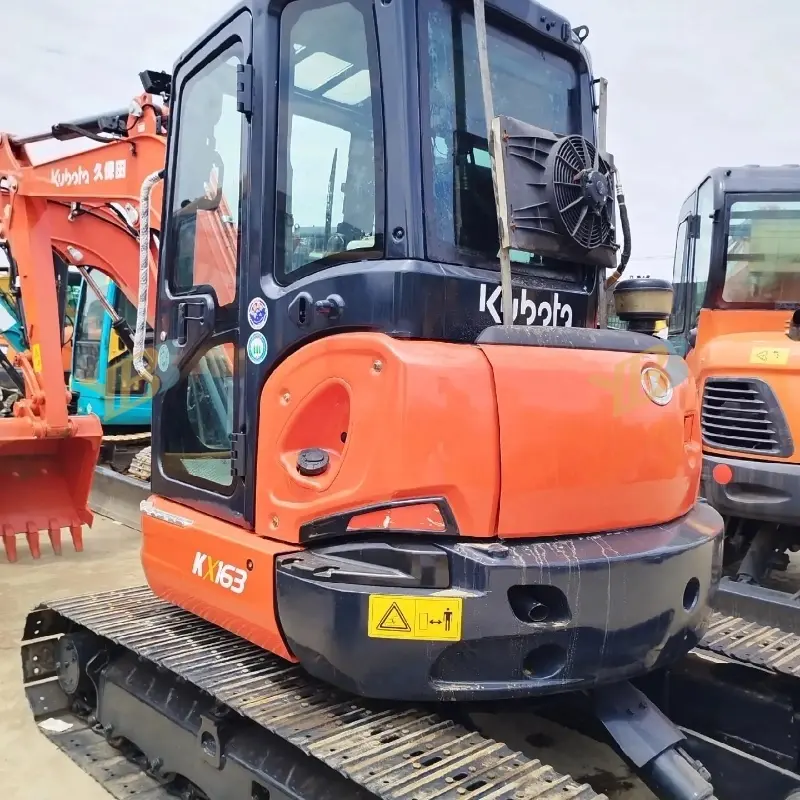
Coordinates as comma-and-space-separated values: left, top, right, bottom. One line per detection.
699, 610, 800, 676
22, 585, 605, 800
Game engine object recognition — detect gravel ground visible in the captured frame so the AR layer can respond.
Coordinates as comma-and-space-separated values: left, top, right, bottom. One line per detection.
0, 517, 142, 800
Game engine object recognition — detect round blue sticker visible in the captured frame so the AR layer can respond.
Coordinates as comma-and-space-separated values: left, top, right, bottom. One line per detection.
247, 297, 268, 330
157, 343, 170, 372
246, 331, 268, 365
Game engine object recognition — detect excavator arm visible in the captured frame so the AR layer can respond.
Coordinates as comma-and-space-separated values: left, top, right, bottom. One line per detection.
0, 84, 241, 559
0, 92, 166, 560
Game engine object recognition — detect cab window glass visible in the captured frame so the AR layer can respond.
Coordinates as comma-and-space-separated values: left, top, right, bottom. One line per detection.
160, 43, 245, 494
76, 272, 111, 342
73, 271, 111, 383
669, 219, 689, 333
276, 0, 383, 281
65, 273, 81, 326
425, 0, 579, 257
113, 286, 138, 329
692, 179, 713, 321
724, 198, 800, 304
168, 44, 244, 307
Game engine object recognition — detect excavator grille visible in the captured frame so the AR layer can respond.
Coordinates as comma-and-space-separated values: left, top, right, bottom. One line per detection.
701, 377, 792, 457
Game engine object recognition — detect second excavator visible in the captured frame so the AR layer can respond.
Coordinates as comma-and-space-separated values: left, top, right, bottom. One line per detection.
0, 89, 166, 559
0, 77, 240, 557
668, 166, 800, 593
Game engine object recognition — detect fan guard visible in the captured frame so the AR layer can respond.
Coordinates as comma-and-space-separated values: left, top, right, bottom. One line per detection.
494, 115, 619, 269
550, 135, 615, 250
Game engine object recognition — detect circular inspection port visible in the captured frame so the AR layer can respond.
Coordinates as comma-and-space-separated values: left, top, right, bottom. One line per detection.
683, 577, 701, 612
522, 644, 567, 681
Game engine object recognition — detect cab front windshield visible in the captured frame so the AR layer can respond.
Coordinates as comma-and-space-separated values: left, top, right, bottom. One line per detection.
723, 197, 800, 306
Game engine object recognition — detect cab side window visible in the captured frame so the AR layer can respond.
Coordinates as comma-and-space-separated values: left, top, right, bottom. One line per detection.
160, 42, 247, 493
168, 45, 244, 308
73, 271, 111, 382
669, 219, 689, 333
691, 178, 713, 324
107, 287, 149, 398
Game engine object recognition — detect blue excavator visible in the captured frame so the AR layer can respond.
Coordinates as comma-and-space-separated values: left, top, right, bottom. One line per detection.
0, 251, 152, 474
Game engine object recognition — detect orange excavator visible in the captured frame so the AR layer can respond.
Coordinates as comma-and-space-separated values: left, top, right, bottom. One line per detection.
31, 0, 800, 797
0, 85, 166, 559
668, 167, 800, 590
15, 3, 737, 798
0, 75, 245, 562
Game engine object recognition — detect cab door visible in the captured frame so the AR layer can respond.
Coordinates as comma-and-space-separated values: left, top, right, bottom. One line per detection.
149, 9, 253, 526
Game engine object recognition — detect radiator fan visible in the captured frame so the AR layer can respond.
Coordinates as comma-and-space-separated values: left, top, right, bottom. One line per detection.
549, 134, 615, 250
494, 116, 618, 269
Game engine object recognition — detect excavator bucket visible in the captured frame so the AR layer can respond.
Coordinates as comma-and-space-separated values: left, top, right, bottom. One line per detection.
0, 414, 102, 562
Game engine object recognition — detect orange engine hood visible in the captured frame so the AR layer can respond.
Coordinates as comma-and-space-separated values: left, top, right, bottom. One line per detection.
255, 332, 701, 543
480, 344, 701, 538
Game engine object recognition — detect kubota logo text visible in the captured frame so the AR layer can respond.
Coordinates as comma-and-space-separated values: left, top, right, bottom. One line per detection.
192, 552, 247, 594
49, 159, 127, 188
478, 284, 574, 327
51, 166, 90, 187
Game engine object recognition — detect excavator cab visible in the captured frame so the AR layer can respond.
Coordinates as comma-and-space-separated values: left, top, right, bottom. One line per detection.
669, 165, 800, 590
141, 0, 723, 703
70, 270, 151, 426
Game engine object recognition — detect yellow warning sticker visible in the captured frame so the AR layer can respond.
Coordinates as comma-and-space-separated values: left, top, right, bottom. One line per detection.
749, 347, 790, 366
31, 343, 42, 374
367, 594, 463, 641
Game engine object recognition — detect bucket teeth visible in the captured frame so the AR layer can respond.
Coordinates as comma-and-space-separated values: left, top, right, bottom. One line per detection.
47, 520, 62, 556
1, 522, 85, 562
70, 523, 83, 553
2, 524, 17, 563
25, 523, 41, 559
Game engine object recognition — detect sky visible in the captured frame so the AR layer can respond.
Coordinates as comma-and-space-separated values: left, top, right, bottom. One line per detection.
2, 0, 798, 280
555, 0, 800, 279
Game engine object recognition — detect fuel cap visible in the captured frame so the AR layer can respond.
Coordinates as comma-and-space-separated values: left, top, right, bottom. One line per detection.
297, 448, 329, 477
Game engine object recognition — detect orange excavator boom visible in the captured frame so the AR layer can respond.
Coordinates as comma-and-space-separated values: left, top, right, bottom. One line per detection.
0, 92, 166, 560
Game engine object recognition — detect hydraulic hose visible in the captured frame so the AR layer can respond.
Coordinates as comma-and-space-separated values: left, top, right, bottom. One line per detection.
133, 169, 164, 384
605, 168, 631, 290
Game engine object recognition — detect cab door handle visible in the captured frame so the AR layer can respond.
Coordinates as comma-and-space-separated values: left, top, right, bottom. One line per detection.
176, 300, 206, 346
